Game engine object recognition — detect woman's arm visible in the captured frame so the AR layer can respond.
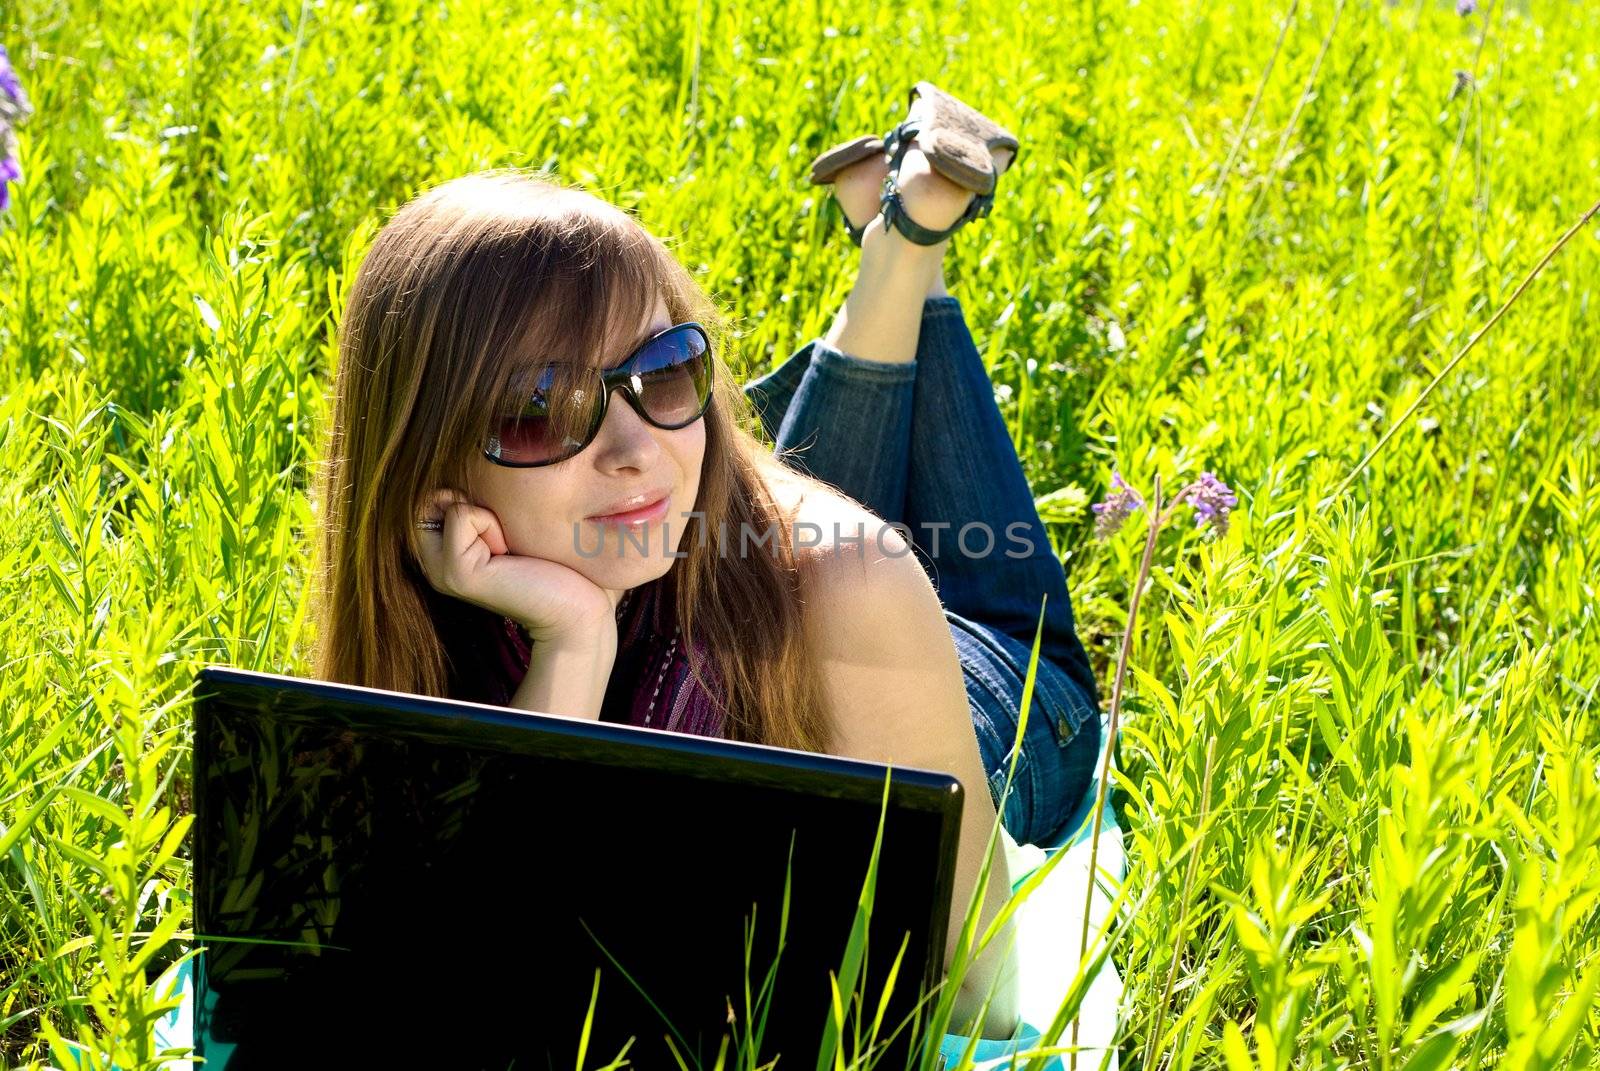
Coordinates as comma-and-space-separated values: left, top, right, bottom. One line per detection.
508, 629, 618, 721
798, 521, 1021, 1041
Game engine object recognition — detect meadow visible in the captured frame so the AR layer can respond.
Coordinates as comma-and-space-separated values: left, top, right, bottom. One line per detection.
1, 0, 1598, 1066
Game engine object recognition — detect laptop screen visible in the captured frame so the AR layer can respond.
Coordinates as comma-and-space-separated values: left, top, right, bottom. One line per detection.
191, 666, 965, 1069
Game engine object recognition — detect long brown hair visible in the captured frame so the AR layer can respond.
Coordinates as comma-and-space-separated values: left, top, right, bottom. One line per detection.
310, 168, 833, 753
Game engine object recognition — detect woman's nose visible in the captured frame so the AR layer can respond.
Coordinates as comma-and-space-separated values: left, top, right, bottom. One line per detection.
590, 387, 662, 470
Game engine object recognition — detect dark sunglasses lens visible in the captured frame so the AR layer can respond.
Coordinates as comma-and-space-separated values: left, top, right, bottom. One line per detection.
483, 329, 709, 466
632, 326, 711, 428
487, 370, 602, 465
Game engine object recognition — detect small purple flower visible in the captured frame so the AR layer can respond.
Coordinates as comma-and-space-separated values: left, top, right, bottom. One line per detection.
1183, 472, 1238, 536
1455, 0, 1476, 14
0, 42, 31, 215
0, 156, 17, 211
1091, 469, 1145, 540
0, 45, 27, 118
0, 46, 19, 99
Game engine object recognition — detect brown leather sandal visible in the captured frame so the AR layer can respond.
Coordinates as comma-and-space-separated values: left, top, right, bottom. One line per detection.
877, 81, 1020, 246
806, 82, 1020, 247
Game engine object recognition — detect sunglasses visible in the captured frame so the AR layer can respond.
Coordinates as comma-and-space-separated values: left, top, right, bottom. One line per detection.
483, 322, 714, 467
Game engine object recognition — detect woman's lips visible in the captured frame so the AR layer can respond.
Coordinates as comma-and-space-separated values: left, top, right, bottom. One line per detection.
586, 491, 671, 526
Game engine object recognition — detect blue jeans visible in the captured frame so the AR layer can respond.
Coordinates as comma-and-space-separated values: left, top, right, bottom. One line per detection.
742, 296, 1102, 847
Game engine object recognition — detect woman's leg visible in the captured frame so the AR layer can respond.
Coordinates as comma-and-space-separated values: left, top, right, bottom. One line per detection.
903, 296, 1100, 706
741, 185, 945, 526
745, 337, 916, 525
739, 345, 917, 527
894, 294, 1103, 844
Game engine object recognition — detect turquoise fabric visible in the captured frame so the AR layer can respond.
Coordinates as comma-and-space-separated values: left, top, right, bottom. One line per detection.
933, 736, 1119, 1070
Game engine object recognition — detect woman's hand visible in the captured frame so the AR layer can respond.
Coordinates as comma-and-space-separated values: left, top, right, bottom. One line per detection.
413, 488, 617, 645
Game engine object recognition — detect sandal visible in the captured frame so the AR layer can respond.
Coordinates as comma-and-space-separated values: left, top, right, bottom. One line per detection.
878, 81, 1020, 246
806, 81, 1020, 248
808, 133, 885, 247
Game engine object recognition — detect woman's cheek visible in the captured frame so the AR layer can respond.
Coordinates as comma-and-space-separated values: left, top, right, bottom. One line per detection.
495, 502, 569, 561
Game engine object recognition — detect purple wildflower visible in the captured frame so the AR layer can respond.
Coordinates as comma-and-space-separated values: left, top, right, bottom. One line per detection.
1091, 469, 1145, 540
0, 43, 30, 215
0, 138, 18, 213
1182, 471, 1238, 536
0, 46, 20, 101
0, 45, 28, 120
1455, 0, 1476, 14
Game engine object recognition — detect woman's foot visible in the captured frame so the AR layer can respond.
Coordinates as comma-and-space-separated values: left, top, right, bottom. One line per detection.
829, 150, 890, 238
819, 91, 1014, 362
829, 140, 1016, 252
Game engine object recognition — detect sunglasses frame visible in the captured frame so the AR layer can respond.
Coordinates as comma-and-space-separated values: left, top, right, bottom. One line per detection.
482, 321, 715, 468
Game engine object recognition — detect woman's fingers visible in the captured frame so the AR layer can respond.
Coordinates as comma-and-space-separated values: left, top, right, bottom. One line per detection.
445, 499, 508, 557
410, 488, 616, 640
415, 489, 510, 596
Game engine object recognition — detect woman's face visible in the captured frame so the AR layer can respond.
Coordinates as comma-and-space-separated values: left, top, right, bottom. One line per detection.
472, 295, 707, 593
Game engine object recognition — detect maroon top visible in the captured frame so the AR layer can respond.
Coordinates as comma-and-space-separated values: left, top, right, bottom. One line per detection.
428, 568, 727, 738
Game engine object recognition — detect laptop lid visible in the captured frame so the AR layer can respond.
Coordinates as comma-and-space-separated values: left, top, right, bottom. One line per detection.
190, 665, 966, 1068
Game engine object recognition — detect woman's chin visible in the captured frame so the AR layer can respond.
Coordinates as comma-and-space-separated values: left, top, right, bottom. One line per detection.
568, 552, 679, 595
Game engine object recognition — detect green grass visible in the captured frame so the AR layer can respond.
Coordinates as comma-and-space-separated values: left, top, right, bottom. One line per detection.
2, 0, 1599, 1066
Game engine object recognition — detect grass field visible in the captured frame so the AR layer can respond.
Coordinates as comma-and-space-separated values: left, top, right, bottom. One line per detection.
2, 0, 1598, 1066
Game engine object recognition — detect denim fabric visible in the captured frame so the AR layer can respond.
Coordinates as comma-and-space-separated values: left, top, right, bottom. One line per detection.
743, 296, 1102, 847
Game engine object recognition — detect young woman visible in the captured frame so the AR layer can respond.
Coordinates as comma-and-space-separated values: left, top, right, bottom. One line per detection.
311, 86, 1103, 1042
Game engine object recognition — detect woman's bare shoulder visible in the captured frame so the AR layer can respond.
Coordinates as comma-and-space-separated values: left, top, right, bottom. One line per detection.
757, 464, 910, 574
753, 465, 971, 772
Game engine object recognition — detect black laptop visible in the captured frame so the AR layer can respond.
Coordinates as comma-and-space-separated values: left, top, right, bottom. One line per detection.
190, 666, 967, 1069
